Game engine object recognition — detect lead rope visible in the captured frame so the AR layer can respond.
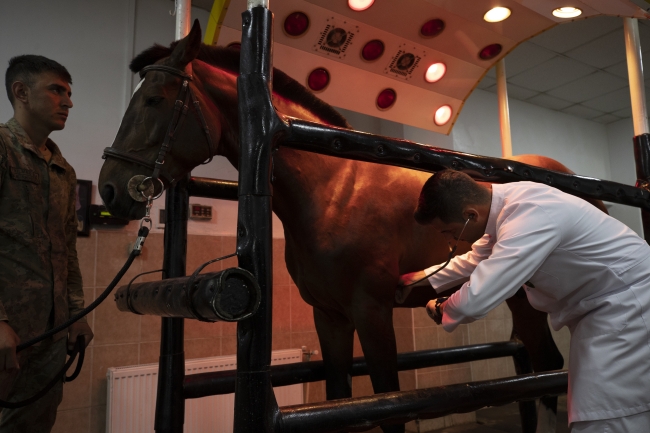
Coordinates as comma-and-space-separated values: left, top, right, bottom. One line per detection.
0, 202, 153, 409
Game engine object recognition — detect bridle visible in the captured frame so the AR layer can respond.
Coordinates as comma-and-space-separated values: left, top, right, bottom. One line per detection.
102, 64, 216, 196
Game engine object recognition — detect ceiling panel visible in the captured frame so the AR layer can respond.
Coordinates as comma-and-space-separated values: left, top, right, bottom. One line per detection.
561, 103, 605, 119
508, 56, 596, 91
503, 41, 558, 76
581, 86, 632, 112
526, 93, 574, 110
546, 70, 627, 102
565, 29, 628, 69
503, 83, 539, 99
592, 113, 623, 124
527, 15, 622, 52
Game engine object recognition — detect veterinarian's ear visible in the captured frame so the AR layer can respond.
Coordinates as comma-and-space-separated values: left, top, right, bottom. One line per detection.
169, 19, 202, 69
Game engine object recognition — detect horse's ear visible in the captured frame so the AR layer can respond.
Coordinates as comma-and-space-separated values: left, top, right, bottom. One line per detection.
169, 19, 202, 69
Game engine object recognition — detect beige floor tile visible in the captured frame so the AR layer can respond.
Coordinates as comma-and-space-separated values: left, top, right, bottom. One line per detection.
184, 337, 222, 360
393, 308, 413, 329
273, 285, 291, 334
92, 292, 141, 345
95, 230, 144, 287
139, 341, 161, 365
290, 285, 315, 333
89, 405, 106, 433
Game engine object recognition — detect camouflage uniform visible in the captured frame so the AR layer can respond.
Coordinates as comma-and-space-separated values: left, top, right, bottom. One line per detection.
0, 118, 85, 432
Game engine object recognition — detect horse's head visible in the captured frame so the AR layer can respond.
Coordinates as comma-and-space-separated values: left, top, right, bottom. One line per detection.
99, 20, 223, 219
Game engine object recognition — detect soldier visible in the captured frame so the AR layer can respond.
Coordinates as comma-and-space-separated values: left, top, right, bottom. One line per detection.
0, 55, 93, 432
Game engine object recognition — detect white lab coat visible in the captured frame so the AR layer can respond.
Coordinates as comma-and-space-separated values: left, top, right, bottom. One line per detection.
424, 182, 650, 423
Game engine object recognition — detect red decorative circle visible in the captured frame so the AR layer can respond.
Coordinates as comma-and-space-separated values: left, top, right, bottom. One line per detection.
362, 40, 385, 61
284, 12, 309, 37
307, 68, 330, 91
479, 44, 502, 60
420, 19, 445, 38
376, 88, 396, 110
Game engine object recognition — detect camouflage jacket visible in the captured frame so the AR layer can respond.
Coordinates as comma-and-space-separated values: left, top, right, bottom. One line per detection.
0, 118, 85, 344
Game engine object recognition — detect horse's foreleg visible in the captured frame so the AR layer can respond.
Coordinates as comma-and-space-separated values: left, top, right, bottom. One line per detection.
313, 306, 355, 401
506, 288, 564, 433
353, 297, 404, 433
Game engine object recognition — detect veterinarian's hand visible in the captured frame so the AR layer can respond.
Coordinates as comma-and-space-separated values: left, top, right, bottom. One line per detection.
0, 321, 20, 372
426, 297, 448, 325
68, 322, 94, 351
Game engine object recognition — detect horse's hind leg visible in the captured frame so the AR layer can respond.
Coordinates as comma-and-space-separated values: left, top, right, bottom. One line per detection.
506, 288, 564, 433
314, 307, 355, 401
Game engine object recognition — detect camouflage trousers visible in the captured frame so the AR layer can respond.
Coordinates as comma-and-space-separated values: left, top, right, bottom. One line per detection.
0, 337, 66, 433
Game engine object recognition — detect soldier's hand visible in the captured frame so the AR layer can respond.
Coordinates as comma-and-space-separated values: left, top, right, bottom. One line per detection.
0, 321, 20, 371
67, 322, 93, 351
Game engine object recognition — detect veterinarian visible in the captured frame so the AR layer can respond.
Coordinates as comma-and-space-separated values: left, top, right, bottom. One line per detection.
397, 169, 650, 432
0, 55, 93, 432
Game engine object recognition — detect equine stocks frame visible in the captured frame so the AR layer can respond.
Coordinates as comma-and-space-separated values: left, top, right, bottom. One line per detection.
150, 3, 650, 433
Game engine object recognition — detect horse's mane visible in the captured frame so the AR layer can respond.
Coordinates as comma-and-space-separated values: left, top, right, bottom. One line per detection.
130, 43, 351, 129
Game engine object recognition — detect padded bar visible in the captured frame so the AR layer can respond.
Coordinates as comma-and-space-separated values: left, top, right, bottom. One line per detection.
184, 341, 526, 399
277, 371, 568, 433
281, 118, 650, 210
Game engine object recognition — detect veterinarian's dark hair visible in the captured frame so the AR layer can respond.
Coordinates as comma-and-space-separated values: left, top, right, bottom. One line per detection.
5, 55, 72, 106
414, 170, 490, 224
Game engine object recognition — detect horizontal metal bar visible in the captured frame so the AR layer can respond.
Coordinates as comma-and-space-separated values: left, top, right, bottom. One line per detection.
183, 341, 524, 399
187, 177, 239, 200
277, 370, 568, 433
280, 118, 650, 210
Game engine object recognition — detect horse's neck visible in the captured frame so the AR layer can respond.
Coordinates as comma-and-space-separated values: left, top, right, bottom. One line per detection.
265, 95, 356, 224
198, 64, 354, 225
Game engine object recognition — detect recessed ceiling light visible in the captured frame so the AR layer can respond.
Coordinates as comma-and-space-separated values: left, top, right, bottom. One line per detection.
283, 12, 310, 37
434, 105, 452, 126
307, 68, 330, 92
420, 19, 445, 38
425, 63, 446, 83
348, 0, 374, 12
376, 88, 397, 110
552, 7, 582, 18
484, 7, 511, 23
361, 40, 385, 61
479, 43, 502, 60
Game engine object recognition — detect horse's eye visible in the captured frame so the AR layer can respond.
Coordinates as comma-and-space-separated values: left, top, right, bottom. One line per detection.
146, 96, 164, 106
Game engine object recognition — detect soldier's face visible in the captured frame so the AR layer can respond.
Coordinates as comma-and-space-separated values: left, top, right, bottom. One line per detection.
24, 72, 73, 131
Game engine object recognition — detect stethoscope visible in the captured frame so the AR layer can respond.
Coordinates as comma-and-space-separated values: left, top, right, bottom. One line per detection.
403, 215, 472, 287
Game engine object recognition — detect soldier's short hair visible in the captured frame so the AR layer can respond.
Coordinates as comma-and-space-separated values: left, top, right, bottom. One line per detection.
415, 170, 490, 224
5, 55, 72, 106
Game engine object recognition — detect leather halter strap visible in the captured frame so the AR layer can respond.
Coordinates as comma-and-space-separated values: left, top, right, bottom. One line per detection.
102, 64, 216, 185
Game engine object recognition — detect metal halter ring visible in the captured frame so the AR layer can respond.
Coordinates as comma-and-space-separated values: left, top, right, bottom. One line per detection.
138, 177, 165, 200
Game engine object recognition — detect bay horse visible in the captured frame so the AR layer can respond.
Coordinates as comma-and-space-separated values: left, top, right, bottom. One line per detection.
99, 22, 603, 433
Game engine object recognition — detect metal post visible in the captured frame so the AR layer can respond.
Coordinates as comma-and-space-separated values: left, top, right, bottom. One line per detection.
624, 17, 650, 241
234, 2, 279, 432
174, 0, 192, 41
154, 5, 192, 431
496, 58, 513, 158
154, 176, 190, 433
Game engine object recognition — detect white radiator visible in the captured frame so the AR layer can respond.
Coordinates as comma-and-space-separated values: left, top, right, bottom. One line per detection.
107, 349, 303, 433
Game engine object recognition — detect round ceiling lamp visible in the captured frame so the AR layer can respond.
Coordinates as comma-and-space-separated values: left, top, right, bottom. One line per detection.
425, 62, 446, 83
484, 7, 511, 23
376, 88, 397, 110
284, 12, 310, 37
307, 68, 330, 92
348, 0, 374, 12
434, 105, 452, 126
420, 19, 445, 38
479, 43, 502, 60
361, 39, 385, 61
552, 7, 582, 18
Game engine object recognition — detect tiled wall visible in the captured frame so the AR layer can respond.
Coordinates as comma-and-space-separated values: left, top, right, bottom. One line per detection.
51, 229, 568, 433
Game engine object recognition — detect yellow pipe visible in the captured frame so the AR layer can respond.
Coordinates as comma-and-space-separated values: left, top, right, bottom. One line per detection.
204, 0, 232, 46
